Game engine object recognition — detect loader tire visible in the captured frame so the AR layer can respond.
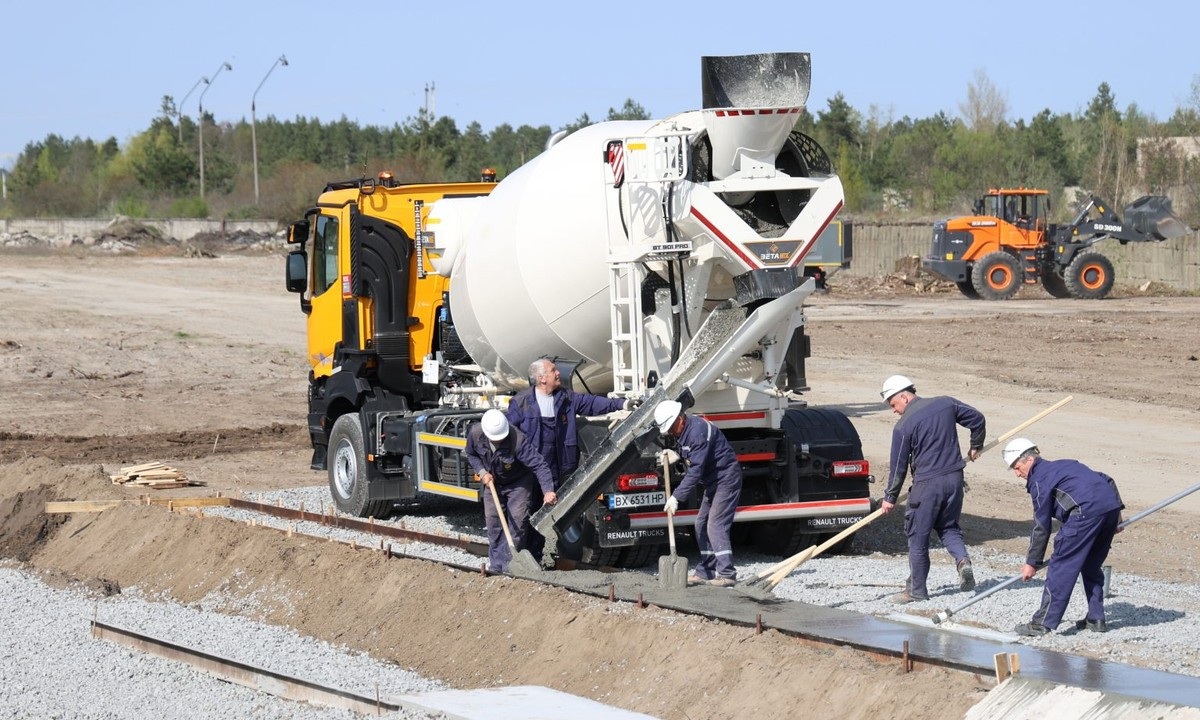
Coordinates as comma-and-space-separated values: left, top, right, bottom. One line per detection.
955, 280, 981, 299
1065, 252, 1115, 300
971, 252, 1021, 300
1041, 271, 1071, 298
328, 413, 392, 518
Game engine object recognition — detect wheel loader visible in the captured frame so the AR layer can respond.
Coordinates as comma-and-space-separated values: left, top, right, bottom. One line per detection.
922, 188, 1191, 300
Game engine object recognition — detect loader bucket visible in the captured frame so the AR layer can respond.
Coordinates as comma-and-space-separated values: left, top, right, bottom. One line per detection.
1124, 196, 1192, 241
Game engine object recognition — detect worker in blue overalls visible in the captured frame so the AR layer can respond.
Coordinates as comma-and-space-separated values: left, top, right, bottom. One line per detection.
656, 400, 744, 587
879, 374, 986, 603
465, 410, 557, 574
506, 357, 632, 560
1003, 437, 1125, 636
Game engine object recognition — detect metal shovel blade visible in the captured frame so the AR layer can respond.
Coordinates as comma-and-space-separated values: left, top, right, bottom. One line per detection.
507, 549, 544, 579
659, 552, 689, 589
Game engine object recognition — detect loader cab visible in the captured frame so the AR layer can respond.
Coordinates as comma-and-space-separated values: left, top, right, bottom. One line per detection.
982, 189, 1050, 234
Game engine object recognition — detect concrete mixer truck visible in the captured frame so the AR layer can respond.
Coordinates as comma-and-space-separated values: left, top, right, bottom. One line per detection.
284, 52, 873, 569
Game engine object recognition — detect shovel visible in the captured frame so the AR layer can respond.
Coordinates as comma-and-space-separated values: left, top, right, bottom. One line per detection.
485, 479, 542, 577
657, 451, 689, 589
931, 479, 1200, 625
748, 396, 1077, 594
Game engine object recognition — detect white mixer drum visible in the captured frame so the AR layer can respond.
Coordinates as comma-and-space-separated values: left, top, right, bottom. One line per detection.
442, 120, 657, 392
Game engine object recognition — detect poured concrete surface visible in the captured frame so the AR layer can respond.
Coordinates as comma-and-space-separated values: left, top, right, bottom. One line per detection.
538, 566, 1200, 709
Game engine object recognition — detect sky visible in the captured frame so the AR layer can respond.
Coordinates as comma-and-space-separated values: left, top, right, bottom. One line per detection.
2, 1, 1198, 171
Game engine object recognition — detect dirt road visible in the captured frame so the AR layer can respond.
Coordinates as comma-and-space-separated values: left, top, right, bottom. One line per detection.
1, 249, 1198, 718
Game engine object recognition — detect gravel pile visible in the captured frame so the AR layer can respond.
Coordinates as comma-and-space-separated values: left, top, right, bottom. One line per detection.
0, 566, 446, 719
221, 486, 1200, 680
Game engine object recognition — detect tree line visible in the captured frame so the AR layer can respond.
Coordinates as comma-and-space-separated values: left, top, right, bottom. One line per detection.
2, 72, 1198, 225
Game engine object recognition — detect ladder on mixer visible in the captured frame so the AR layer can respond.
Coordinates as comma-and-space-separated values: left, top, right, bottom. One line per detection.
608, 263, 643, 394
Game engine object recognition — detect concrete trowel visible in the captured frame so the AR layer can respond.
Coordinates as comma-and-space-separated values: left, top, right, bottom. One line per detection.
658, 451, 689, 589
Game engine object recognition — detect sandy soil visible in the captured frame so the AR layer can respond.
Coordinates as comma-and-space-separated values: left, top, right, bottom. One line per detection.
1, 248, 1198, 719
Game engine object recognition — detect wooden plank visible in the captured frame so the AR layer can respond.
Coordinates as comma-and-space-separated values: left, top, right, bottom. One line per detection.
994, 652, 1011, 683
119, 461, 167, 473
45, 497, 232, 514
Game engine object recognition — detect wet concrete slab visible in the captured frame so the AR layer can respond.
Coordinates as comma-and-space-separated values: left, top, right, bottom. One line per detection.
520, 566, 1200, 709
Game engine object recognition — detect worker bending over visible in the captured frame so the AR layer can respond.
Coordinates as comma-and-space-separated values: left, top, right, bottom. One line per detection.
465, 410, 556, 574
656, 400, 744, 587
1003, 437, 1124, 636
879, 374, 985, 603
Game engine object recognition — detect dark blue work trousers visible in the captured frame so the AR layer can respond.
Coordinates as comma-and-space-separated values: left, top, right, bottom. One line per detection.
693, 481, 742, 580
903, 471, 970, 598
483, 480, 534, 573
1032, 507, 1121, 629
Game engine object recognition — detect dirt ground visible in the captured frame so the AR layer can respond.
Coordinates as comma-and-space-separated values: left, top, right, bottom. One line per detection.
2, 247, 1199, 719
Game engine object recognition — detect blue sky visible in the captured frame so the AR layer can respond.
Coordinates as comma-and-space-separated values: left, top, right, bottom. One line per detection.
2, 1, 1197, 171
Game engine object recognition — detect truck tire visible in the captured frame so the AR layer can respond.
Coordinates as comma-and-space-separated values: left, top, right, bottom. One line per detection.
1041, 271, 1072, 298
754, 521, 819, 557
955, 280, 980, 299
556, 516, 627, 568
328, 413, 393, 518
1065, 252, 1115, 300
971, 252, 1021, 300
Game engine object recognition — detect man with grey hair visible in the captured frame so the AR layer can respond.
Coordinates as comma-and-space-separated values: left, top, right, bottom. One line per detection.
507, 357, 636, 558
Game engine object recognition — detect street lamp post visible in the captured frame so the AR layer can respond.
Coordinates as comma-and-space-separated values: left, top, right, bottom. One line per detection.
198, 61, 232, 202
177, 76, 209, 144
252, 54, 288, 206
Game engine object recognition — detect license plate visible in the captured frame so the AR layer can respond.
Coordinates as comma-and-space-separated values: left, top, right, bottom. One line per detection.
607, 491, 666, 510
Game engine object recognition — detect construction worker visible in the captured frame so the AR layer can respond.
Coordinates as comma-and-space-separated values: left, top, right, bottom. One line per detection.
465, 409, 557, 574
879, 374, 985, 603
1003, 438, 1124, 636
507, 357, 635, 559
656, 400, 743, 587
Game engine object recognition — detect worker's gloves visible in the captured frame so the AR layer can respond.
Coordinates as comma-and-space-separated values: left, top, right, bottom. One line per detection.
623, 396, 644, 411
659, 449, 681, 466
663, 496, 679, 516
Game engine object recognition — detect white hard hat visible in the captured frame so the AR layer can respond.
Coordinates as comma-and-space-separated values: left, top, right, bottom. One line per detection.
481, 409, 510, 441
654, 400, 682, 434
1003, 438, 1038, 468
880, 374, 915, 402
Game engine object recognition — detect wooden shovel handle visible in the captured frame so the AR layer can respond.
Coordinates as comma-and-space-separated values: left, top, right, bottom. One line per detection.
662, 451, 677, 556
486, 479, 517, 552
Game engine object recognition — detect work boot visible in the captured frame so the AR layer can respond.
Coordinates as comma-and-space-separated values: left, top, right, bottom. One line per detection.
1075, 618, 1108, 633
686, 574, 708, 587
708, 577, 736, 588
957, 559, 975, 592
1013, 622, 1051, 637
891, 590, 927, 605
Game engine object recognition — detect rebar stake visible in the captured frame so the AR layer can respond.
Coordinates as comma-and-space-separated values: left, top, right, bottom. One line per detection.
755, 614, 763, 635
608, 584, 616, 603
637, 593, 645, 609
902, 640, 912, 673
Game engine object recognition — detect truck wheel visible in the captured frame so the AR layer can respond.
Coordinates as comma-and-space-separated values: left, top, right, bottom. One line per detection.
754, 520, 818, 556
1041, 271, 1072, 298
328, 413, 392, 518
1065, 252, 1115, 300
970, 252, 1021, 300
556, 516, 628, 568
955, 280, 980, 299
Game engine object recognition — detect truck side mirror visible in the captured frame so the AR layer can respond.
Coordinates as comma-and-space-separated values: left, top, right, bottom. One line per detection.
288, 220, 309, 245
285, 251, 308, 293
